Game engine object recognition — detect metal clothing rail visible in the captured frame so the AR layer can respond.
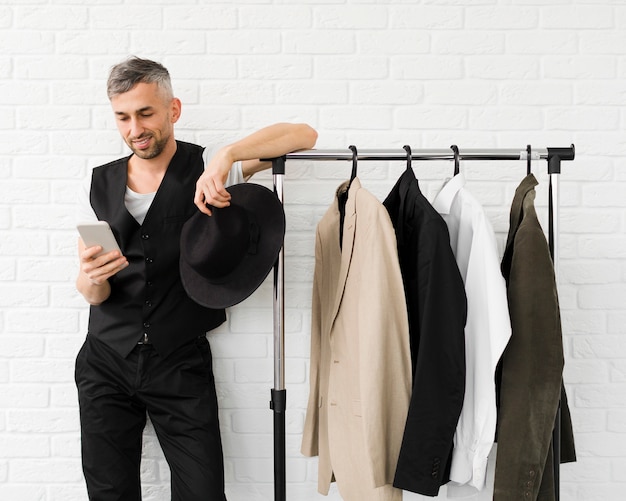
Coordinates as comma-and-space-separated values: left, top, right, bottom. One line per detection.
282, 146, 574, 164
269, 144, 575, 501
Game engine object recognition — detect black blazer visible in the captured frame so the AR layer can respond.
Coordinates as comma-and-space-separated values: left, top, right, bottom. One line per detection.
384, 168, 467, 497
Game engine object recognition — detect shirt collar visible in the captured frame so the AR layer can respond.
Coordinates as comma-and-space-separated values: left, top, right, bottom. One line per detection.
432, 172, 466, 215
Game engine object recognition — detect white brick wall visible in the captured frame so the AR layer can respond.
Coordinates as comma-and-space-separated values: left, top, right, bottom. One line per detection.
1, 1, 625, 500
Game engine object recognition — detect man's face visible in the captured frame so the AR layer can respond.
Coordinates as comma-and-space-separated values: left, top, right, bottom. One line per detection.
110, 82, 180, 160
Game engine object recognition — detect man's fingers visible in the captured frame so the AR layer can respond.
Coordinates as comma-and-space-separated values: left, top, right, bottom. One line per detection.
87, 258, 128, 284
194, 178, 232, 214
81, 250, 127, 284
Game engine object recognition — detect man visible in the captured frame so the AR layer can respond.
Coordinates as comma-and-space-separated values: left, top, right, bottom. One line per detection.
75, 56, 317, 500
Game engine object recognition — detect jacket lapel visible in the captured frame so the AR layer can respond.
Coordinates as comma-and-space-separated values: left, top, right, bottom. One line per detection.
329, 178, 359, 330
502, 173, 538, 277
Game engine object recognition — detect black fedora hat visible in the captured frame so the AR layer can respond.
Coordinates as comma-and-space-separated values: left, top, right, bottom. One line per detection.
180, 183, 285, 309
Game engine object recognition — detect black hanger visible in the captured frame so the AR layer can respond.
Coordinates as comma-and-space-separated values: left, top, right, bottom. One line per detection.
339, 145, 358, 250
450, 144, 460, 175
348, 145, 358, 185
403, 144, 412, 171
527, 144, 532, 175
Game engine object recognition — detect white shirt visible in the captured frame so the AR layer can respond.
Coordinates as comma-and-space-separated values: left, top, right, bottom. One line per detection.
77, 159, 244, 225
431, 173, 511, 496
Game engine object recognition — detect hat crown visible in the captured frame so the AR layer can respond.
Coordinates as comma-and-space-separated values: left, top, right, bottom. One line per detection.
183, 205, 254, 281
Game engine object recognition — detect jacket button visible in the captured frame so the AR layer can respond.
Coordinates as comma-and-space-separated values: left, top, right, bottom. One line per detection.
145, 257, 153, 264
141, 234, 149, 240
143, 321, 151, 328
145, 300, 152, 307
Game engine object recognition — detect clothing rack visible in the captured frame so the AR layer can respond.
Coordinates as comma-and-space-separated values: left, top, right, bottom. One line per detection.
269, 145, 575, 501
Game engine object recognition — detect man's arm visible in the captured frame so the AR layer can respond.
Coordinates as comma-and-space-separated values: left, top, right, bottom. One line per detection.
195, 122, 317, 215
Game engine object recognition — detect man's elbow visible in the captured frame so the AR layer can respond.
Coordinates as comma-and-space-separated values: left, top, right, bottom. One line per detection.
299, 123, 318, 150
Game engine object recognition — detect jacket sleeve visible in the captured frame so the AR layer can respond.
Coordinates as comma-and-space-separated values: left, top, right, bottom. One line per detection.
393, 218, 467, 496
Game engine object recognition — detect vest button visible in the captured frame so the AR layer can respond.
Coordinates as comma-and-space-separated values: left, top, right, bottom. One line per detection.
145, 257, 153, 264
145, 300, 152, 307
146, 281, 153, 287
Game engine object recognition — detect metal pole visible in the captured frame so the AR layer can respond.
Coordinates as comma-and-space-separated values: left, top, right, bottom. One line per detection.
548, 159, 562, 501
271, 157, 286, 501
550, 169, 563, 501
550, 173, 560, 281
283, 146, 574, 163
273, 169, 286, 392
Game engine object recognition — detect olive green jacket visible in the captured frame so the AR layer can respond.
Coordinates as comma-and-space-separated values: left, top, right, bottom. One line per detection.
495, 174, 576, 501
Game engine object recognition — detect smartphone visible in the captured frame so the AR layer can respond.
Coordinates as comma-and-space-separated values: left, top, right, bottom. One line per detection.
77, 221, 121, 256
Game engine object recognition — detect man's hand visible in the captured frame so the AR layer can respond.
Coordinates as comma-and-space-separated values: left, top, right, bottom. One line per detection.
79, 245, 128, 285
194, 149, 233, 216
193, 123, 318, 216
76, 242, 128, 305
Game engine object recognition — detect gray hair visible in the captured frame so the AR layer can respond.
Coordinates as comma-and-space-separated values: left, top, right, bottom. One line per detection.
107, 56, 173, 100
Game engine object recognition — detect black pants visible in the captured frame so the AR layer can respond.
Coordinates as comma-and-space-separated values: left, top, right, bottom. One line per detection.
75, 335, 226, 501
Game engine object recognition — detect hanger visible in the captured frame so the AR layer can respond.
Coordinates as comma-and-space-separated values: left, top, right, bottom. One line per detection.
527, 144, 532, 175
450, 144, 460, 175
348, 145, 358, 186
339, 145, 358, 250
403, 144, 412, 171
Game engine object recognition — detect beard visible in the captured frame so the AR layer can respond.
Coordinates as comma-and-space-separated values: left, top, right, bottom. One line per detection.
127, 132, 169, 160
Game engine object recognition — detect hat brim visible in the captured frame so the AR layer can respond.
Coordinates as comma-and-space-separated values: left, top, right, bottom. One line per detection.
180, 183, 285, 309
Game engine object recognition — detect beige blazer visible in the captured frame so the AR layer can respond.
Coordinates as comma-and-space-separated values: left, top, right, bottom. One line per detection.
301, 178, 412, 501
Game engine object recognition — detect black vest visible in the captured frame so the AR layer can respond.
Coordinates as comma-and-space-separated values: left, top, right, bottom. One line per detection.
88, 141, 226, 358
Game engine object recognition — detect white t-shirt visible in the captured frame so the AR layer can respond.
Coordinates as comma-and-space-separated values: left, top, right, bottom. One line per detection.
76, 159, 244, 226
